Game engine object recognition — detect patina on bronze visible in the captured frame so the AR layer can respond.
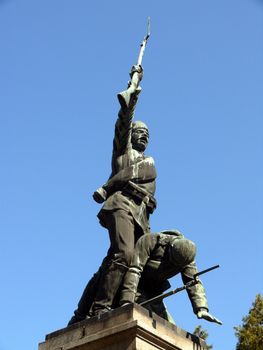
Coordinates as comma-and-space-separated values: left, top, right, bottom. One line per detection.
68, 20, 222, 327
120, 231, 222, 324
139, 264, 220, 308
68, 19, 156, 325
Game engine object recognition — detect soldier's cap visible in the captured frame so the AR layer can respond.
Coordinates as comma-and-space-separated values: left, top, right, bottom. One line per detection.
168, 238, 196, 266
132, 121, 149, 132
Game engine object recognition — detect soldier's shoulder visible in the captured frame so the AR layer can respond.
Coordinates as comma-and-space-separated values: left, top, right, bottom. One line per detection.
144, 155, 155, 164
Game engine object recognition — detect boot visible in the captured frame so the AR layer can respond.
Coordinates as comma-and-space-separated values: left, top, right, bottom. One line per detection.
120, 270, 140, 305
92, 262, 127, 316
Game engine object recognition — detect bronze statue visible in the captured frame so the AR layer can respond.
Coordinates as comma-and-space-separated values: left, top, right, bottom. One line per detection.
68, 20, 222, 327
120, 230, 222, 325
68, 21, 156, 324
90, 21, 155, 316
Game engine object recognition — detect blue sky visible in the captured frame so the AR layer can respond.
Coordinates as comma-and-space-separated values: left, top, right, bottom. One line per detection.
0, 1, 262, 349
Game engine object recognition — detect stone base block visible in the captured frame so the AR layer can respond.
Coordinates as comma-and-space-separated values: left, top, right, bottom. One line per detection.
39, 304, 207, 350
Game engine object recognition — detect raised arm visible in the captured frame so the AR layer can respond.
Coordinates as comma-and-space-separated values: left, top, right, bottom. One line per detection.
93, 19, 150, 202
112, 65, 143, 158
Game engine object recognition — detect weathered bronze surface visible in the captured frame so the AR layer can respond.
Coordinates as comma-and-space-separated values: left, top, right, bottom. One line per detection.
120, 230, 222, 325
68, 62, 157, 324
68, 22, 221, 327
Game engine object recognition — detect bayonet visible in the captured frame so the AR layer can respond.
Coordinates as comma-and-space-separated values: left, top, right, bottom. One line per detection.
118, 18, 151, 109
137, 17, 150, 66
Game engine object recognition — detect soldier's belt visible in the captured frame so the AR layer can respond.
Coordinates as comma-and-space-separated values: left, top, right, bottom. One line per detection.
123, 181, 157, 213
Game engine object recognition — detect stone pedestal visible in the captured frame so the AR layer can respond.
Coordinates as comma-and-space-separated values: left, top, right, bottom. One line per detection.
39, 304, 207, 350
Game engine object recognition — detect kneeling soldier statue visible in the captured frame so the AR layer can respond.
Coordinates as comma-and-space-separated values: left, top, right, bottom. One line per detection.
120, 230, 222, 325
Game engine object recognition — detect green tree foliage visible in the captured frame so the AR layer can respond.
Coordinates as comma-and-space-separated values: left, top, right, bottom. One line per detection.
193, 325, 213, 349
234, 294, 263, 350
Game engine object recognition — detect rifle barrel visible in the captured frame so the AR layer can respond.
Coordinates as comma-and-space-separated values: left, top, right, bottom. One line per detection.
139, 264, 220, 307
194, 264, 219, 278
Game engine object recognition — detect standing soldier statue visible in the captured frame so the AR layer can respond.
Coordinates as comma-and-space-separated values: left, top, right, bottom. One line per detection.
68, 19, 157, 324
91, 19, 156, 317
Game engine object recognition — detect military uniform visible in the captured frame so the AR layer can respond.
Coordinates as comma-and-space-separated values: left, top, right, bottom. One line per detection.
98, 91, 156, 234
68, 81, 157, 323
120, 231, 209, 320
91, 85, 157, 314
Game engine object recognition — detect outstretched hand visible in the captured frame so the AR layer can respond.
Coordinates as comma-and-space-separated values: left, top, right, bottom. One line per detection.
197, 310, 222, 325
93, 187, 107, 203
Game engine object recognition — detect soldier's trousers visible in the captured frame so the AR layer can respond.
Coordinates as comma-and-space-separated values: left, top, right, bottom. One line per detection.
69, 209, 143, 322
92, 209, 143, 313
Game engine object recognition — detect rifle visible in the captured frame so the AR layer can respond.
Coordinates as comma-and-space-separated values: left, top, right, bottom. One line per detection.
139, 264, 220, 307
118, 17, 151, 109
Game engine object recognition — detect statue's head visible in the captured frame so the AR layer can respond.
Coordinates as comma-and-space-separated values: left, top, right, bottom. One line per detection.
131, 121, 149, 152
168, 238, 196, 267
